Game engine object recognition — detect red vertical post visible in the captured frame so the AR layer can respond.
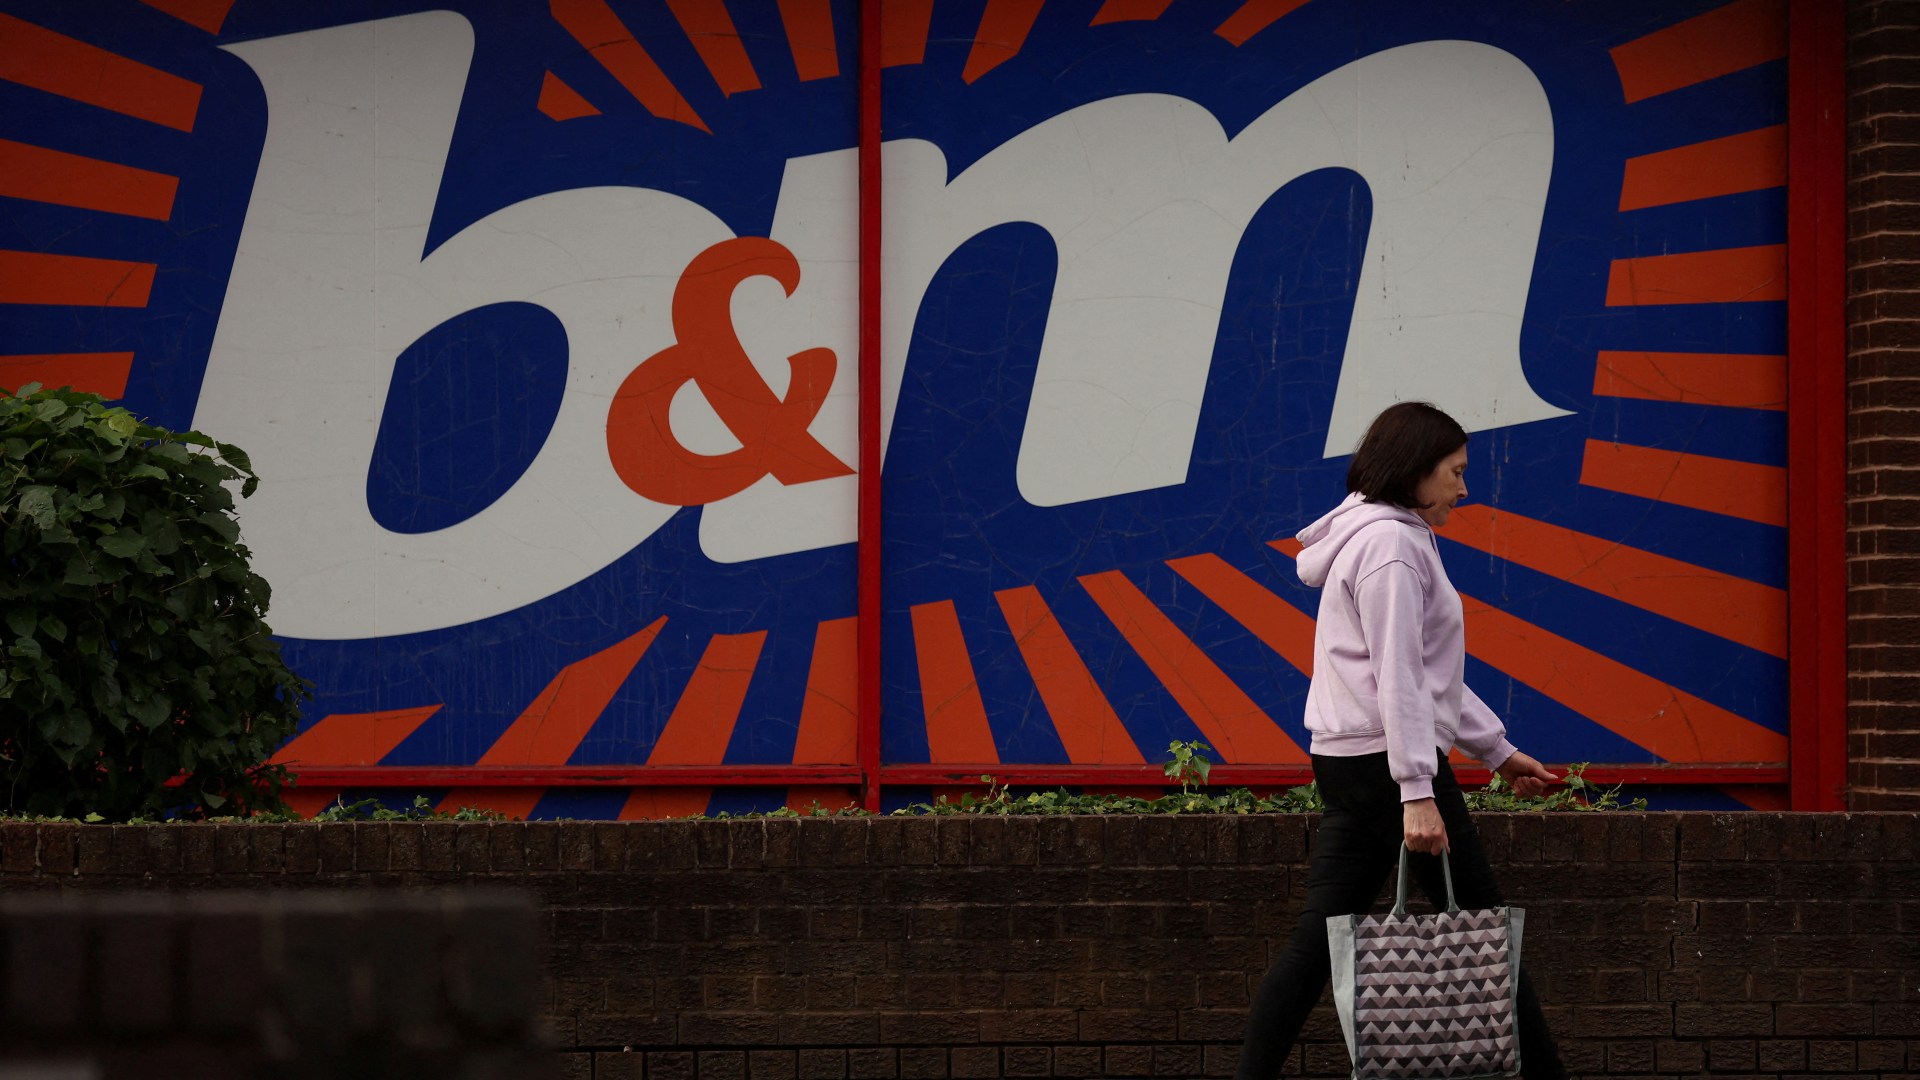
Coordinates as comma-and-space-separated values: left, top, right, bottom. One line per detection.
1786, 0, 1847, 811
857, 0, 885, 812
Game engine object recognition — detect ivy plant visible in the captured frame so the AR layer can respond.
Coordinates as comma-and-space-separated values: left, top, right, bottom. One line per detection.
0, 384, 308, 820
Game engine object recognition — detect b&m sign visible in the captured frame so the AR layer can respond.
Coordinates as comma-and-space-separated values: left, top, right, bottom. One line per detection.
0, 0, 1808, 815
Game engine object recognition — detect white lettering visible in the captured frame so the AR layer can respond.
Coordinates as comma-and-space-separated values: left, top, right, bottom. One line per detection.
196, 13, 1564, 632
201, 13, 726, 638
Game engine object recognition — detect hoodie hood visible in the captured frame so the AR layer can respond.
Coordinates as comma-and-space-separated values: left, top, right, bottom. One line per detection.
1293, 493, 1429, 587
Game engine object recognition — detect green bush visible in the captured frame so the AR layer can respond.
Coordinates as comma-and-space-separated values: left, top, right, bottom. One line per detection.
0, 384, 308, 820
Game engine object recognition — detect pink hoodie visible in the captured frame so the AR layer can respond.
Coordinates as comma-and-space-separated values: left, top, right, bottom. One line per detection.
1293, 492, 1518, 802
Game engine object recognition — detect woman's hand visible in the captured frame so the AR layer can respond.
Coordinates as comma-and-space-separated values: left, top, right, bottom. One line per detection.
1496, 751, 1560, 798
1403, 798, 1448, 855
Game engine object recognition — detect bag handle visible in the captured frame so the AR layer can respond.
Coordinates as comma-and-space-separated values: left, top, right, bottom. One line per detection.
1391, 843, 1458, 916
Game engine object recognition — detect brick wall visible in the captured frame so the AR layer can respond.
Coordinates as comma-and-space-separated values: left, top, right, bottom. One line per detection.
1850, 1, 1920, 807
2, 815, 1915, 1079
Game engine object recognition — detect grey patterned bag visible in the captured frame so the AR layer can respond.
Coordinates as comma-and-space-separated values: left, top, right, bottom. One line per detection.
1326, 844, 1525, 1079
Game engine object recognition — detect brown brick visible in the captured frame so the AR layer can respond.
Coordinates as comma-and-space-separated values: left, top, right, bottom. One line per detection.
144, 826, 181, 876
518, 818, 556, 868
948, 1048, 997, 1079
1204, 1044, 1245, 1077
1654, 1038, 1705, 1072
596, 1051, 643, 1080
697, 819, 733, 867
75, 825, 111, 874
1860, 1038, 1908, 1069
727, 820, 767, 869
933, 816, 971, 865
750, 1050, 798, 1080
1811, 1038, 1859, 1071
1150, 1044, 1201, 1077
1604, 1039, 1655, 1072
353, 822, 390, 872
1677, 1003, 1773, 1037
385, 822, 423, 871
317, 821, 356, 872
282, 823, 319, 873
249, 826, 285, 874
1678, 813, 1743, 860
649, 1051, 696, 1080
898, 1047, 946, 1080
848, 1048, 898, 1080
798, 1049, 848, 1080
107, 825, 146, 875
592, 822, 628, 871
1051, 1046, 1100, 1077
1, 824, 41, 874
1875, 1001, 1920, 1035
707, 976, 755, 1009
1103, 1045, 1152, 1077
1756, 1038, 1807, 1071
1005, 817, 1044, 865
1706, 1037, 1757, 1071
558, 822, 594, 870
1003, 1046, 1049, 1078
453, 823, 492, 871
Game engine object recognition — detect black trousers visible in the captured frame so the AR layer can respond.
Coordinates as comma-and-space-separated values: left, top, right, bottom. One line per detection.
1233, 751, 1567, 1080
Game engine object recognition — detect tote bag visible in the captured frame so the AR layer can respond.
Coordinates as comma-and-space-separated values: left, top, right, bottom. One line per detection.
1325, 844, 1525, 1079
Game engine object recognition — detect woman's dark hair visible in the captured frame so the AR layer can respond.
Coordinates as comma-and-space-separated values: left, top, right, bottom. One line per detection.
1345, 402, 1469, 509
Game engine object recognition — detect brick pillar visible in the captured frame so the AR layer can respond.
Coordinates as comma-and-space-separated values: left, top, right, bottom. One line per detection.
1848, 0, 1920, 808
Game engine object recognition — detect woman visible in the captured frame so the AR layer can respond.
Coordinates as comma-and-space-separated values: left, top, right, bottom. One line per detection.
1234, 402, 1568, 1080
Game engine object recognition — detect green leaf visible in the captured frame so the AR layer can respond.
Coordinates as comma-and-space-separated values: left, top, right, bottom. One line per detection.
196, 512, 239, 543
146, 517, 182, 556
127, 694, 171, 729
215, 441, 254, 474
44, 715, 92, 760
15, 486, 58, 529
91, 491, 125, 521
0, 390, 301, 819
97, 531, 146, 558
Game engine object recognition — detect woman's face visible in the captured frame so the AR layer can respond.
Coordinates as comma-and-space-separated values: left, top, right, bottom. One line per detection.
1413, 445, 1469, 527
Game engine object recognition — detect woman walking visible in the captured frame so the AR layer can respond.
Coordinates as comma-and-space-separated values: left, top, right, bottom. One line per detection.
1234, 402, 1569, 1080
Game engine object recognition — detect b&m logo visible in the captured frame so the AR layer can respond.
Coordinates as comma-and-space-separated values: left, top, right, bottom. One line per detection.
0, 0, 1795, 815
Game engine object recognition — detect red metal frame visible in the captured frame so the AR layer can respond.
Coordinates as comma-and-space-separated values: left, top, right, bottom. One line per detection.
290, 766, 865, 787
880, 764, 1787, 788
1786, 0, 1849, 811
856, 0, 884, 812
285, 5, 1846, 812
290, 763, 1786, 790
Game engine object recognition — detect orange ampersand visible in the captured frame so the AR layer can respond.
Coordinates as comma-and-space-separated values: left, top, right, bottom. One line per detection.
607, 236, 852, 506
